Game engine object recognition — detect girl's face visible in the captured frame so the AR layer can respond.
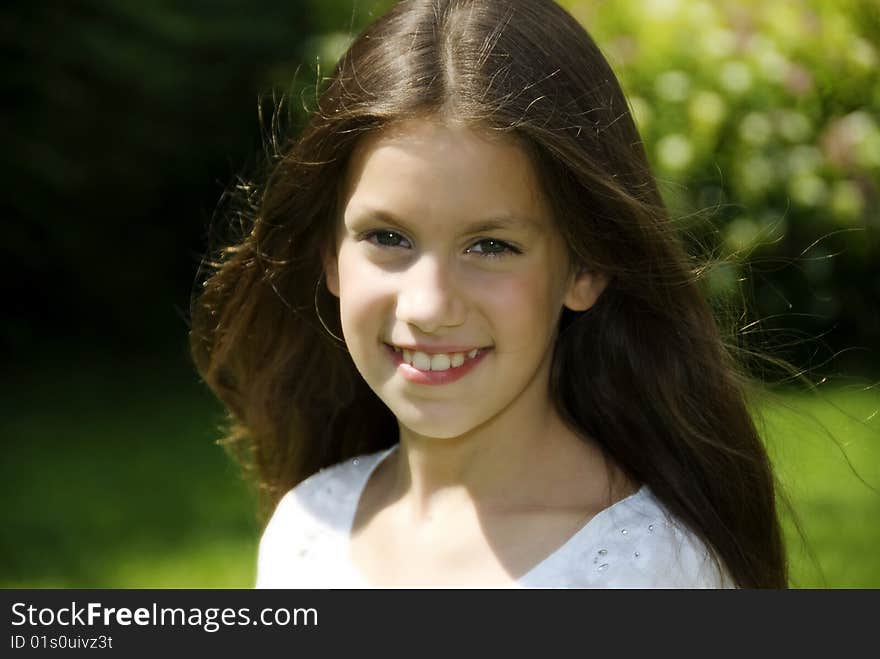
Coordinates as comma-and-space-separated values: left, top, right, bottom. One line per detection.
324, 117, 605, 439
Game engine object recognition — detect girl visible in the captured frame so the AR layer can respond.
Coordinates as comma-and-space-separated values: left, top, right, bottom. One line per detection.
190, 0, 786, 588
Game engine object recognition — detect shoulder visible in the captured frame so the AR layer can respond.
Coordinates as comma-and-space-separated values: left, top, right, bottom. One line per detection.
258, 458, 362, 548
254, 447, 392, 589
601, 487, 736, 588
526, 486, 736, 589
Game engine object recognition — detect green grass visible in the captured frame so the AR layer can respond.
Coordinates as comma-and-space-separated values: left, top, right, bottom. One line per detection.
0, 354, 260, 588
756, 384, 880, 587
2, 355, 877, 588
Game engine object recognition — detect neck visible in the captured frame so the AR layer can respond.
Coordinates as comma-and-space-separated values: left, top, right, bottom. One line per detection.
389, 383, 613, 524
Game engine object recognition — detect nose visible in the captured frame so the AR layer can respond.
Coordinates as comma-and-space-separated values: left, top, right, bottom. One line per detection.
395, 255, 467, 334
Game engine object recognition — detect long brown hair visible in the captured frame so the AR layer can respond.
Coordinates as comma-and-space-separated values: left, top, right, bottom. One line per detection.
190, 0, 787, 588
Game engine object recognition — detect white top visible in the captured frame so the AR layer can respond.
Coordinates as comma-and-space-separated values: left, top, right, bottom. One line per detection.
256, 445, 734, 588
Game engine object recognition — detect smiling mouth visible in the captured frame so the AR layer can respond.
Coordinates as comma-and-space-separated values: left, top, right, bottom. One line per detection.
385, 344, 490, 372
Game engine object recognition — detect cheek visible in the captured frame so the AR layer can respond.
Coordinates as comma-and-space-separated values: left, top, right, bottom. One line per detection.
485, 271, 560, 349
336, 248, 393, 327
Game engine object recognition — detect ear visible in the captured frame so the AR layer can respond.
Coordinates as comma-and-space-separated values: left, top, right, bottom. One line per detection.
321, 243, 340, 298
563, 266, 608, 312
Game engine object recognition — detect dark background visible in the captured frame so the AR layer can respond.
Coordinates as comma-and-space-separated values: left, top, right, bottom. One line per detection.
1, 0, 394, 588
3, 0, 394, 365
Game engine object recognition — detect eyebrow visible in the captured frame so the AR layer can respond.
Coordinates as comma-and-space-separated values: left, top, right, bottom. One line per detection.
347, 208, 543, 234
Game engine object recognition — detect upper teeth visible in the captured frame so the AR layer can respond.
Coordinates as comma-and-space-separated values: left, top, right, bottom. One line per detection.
394, 347, 480, 371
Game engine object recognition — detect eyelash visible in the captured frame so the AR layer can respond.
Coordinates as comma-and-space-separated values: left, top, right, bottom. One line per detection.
362, 230, 521, 259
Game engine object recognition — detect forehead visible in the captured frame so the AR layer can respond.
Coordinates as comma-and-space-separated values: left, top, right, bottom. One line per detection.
341, 118, 553, 229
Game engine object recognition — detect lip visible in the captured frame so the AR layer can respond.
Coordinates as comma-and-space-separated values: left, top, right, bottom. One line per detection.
386, 343, 487, 354
384, 343, 491, 386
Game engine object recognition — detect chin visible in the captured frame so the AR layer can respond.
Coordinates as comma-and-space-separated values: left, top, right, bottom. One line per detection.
393, 410, 481, 441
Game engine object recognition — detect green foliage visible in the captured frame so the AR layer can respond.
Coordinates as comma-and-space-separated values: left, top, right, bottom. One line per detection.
559, 0, 880, 372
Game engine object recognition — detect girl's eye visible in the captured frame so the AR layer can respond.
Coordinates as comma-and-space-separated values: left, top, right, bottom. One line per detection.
466, 239, 519, 258
365, 230, 411, 249
363, 231, 519, 258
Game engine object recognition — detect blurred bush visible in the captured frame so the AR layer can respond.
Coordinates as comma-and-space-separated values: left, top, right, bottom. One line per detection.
558, 0, 880, 375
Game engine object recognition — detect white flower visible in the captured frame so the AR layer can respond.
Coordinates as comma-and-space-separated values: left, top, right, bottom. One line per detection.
739, 112, 774, 146
701, 28, 736, 59
719, 61, 753, 94
725, 217, 761, 252
689, 91, 727, 127
737, 155, 775, 195
776, 111, 812, 143
656, 134, 694, 171
655, 70, 691, 102
789, 173, 828, 207
830, 180, 865, 223
786, 145, 823, 175
645, 0, 682, 18
849, 38, 877, 70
